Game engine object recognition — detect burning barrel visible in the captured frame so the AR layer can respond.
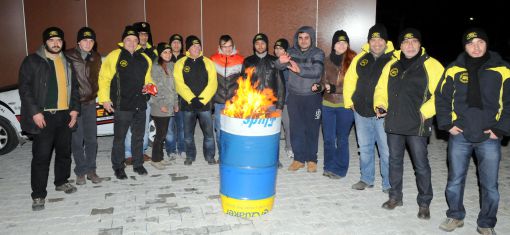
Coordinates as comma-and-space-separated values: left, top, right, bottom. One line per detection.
219, 114, 280, 218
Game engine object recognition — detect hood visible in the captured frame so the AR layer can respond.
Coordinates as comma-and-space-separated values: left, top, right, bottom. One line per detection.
292, 26, 317, 51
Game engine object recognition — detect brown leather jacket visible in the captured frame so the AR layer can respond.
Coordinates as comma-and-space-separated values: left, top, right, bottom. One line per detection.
65, 48, 101, 104
320, 50, 356, 104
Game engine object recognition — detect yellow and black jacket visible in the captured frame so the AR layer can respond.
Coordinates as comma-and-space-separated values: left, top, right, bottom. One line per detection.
435, 51, 510, 142
98, 43, 153, 111
374, 48, 444, 136
343, 41, 394, 117
174, 51, 217, 111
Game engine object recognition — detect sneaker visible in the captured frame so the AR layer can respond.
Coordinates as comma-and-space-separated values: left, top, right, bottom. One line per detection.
207, 158, 217, 165
477, 227, 496, 235
133, 166, 148, 175
76, 175, 86, 185
381, 198, 403, 210
167, 153, 178, 162
160, 159, 173, 166
143, 154, 151, 161
288, 160, 305, 171
323, 170, 342, 179
114, 168, 128, 180
351, 181, 374, 190
86, 171, 102, 184
55, 183, 77, 194
184, 158, 193, 165
32, 198, 45, 211
150, 161, 166, 170
286, 150, 294, 159
417, 206, 430, 220
439, 218, 464, 232
307, 162, 317, 173
125, 157, 133, 165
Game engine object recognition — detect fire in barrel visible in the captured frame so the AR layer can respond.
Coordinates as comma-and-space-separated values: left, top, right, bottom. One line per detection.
220, 67, 281, 218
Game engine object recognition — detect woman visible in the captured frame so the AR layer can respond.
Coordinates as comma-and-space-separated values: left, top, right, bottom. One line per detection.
312, 30, 356, 179
150, 42, 179, 170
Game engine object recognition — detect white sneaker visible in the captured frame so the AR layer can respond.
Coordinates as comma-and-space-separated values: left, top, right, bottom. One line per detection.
150, 161, 166, 170
286, 150, 294, 159
159, 159, 173, 166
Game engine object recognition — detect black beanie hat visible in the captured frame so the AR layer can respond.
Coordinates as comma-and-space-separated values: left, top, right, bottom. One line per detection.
133, 22, 151, 33
185, 35, 201, 51
169, 34, 183, 44
367, 23, 388, 41
332, 30, 350, 51
398, 28, 421, 45
157, 42, 172, 56
43, 27, 64, 42
253, 33, 269, 45
462, 28, 489, 45
274, 38, 289, 50
77, 27, 96, 42
121, 25, 138, 40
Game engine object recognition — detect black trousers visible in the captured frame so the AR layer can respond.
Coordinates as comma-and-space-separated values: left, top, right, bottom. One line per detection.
31, 111, 72, 199
151, 116, 170, 162
387, 133, 433, 207
111, 110, 146, 170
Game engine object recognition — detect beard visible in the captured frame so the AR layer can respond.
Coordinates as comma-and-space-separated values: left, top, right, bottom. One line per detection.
45, 44, 62, 54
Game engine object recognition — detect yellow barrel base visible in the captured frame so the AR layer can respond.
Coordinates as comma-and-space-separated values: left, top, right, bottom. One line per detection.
221, 194, 274, 218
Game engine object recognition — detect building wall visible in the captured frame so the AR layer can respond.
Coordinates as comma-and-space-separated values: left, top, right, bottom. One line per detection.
1, 0, 375, 89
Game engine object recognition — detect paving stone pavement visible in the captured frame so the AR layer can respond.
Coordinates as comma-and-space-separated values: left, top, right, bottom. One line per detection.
0, 128, 509, 235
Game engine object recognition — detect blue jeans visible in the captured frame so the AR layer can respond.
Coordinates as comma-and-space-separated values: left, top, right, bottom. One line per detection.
214, 103, 225, 156
353, 112, 390, 190
183, 110, 215, 161
387, 134, 432, 206
322, 106, 354, 177
125, 105, 150, 158
165, 111, 186, 154
445, 133, 501, 228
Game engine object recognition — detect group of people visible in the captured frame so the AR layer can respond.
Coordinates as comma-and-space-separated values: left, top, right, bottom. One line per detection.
18, 21, 509, 235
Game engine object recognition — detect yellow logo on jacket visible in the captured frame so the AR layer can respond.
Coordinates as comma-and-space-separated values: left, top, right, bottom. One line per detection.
459, 72, 469, 83
120, 60, 128, 67
360, 59, 368, 67
184, 66, 191, 73
390, 68, 399, 77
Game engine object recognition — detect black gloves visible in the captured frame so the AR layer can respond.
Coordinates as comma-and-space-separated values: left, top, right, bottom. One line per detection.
191, 97, 204, 109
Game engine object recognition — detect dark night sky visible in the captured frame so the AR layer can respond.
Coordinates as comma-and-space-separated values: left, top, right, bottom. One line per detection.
376, 0, 510, 65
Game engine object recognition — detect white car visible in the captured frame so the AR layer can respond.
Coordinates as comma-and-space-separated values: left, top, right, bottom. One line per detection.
0, 88, 115, 155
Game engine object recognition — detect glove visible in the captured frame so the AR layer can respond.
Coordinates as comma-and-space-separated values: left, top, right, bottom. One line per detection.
311, 83, 323, 93
191, 97, 204, 109
142, 83, 158, 96
328, 84, 336, 93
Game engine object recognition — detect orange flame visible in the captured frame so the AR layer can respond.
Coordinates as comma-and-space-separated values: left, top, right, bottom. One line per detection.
223, 67, 280, 119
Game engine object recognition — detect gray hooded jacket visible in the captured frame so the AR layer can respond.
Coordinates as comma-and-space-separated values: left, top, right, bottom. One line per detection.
276, 26, 325, 96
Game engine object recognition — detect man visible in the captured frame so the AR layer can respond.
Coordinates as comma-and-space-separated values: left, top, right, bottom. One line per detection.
125, 21, 156, 164
98, 25, 154, 179
374, 28, 444, 219
64, 27, 102, 185
174, 35, 218, 166
343, 23, 394, 192
19, 27, 80, 211
166, 34, 186, 160
273, 38, 293, 159
436, 28, 510, 235
210, 35, 244, 156
276, 26, 325, 173
244, 33, 286, 168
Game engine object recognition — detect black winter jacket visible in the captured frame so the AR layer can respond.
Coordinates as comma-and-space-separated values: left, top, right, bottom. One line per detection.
18, 46, 80, 134
243, 54, 286, 109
